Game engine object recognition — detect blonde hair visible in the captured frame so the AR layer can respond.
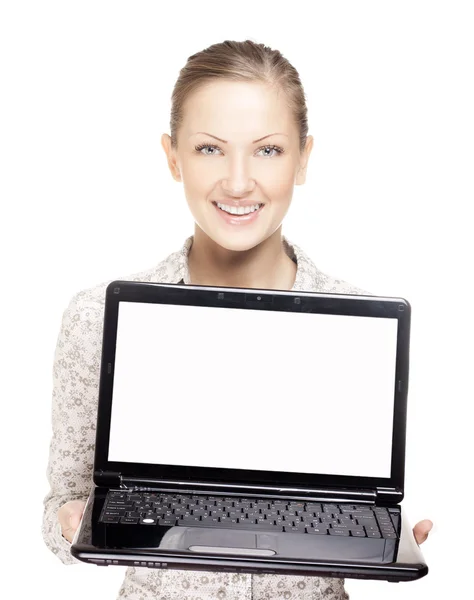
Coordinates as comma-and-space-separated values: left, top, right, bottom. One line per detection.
169, 39, 309, 153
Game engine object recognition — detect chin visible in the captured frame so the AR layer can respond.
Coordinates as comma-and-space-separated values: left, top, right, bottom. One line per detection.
206, 228, 269, 253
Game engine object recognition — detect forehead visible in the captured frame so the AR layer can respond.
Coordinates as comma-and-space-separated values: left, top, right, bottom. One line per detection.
180, 80, 296, 139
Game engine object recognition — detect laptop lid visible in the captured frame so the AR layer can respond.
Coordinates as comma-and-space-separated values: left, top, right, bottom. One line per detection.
93, 281, 410, 504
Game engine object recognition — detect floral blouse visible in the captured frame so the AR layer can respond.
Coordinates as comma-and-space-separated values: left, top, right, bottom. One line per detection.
42, 234, 370, 599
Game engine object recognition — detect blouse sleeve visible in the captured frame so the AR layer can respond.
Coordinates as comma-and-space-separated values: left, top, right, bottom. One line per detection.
41, 292, 104, 565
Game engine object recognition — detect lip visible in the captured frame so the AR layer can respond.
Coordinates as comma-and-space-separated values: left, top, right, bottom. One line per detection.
212, 201, 264, 225
213, 200, 264, 208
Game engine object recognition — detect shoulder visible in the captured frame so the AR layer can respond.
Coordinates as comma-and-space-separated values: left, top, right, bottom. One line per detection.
285, 237, 374, 296
66, 237, 191, 314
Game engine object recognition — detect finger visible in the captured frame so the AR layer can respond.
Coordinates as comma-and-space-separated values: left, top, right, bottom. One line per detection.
60, 513, 81, 542
58, 501, 85, 541
69, 510, 82, 530
413, 519, 433, 545
58, 511, 76, 542
61, 522, 76, 543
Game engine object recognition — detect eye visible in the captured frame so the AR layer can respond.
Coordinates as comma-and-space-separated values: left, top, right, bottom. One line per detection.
194, 143, 284, 157
194, 143, 222, 156
256, 145, 284, 158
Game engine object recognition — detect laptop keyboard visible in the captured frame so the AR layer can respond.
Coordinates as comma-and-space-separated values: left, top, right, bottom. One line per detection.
99, 491, 400, 539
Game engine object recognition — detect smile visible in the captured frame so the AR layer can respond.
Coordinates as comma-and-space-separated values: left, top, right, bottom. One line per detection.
212, 201, 265, 225
215, 202, 263, 215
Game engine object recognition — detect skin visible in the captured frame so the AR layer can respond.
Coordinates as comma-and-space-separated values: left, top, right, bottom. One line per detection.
59, 79, 433, 547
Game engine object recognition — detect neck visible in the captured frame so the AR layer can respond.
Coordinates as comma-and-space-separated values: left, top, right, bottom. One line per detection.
187, 226, 297, 290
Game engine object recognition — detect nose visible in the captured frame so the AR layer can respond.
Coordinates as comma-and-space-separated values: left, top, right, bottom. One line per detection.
221, 155, 256, 196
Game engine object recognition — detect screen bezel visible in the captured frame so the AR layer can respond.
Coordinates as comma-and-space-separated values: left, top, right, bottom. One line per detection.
93, 281, 410, 496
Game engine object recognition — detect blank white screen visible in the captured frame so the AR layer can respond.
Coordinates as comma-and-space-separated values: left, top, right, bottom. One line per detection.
108, 301, 398, 478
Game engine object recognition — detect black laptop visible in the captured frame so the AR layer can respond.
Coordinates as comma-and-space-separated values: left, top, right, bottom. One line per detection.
70, 280, 428, 583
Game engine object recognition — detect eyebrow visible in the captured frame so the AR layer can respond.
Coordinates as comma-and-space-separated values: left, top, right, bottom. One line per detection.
194, 132, 288, 143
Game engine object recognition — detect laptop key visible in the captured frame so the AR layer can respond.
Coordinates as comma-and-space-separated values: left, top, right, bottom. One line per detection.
329, 529, 350, 536
284, 525, 307, 533
307, 527, 328, 535
158, 517, 177, 526
120, 517, 139, 524
140, 516, 158, 525
101, 515, 120, 523
305, 503, 322, 511
349, 529, 366, 537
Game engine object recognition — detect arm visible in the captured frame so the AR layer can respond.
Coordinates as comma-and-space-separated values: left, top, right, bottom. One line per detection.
41, 292, 104, 564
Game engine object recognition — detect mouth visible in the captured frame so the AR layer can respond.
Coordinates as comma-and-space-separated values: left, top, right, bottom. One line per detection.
211, 201, 265, 225
213, 201, 264, 214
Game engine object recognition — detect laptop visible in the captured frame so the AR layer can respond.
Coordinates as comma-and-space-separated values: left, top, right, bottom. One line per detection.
70, 280, 428, 583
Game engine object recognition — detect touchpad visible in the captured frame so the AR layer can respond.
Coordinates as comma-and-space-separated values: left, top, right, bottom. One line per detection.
184, 528, 259, 552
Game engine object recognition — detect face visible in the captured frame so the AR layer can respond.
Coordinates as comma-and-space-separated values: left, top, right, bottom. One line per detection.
161, 80, 313, 252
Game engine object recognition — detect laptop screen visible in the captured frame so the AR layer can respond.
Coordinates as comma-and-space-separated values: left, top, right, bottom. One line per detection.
107, 300, 398, 479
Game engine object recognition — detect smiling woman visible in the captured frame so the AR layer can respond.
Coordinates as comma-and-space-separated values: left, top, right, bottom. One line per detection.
159, 40, 316, 290
42, 39, 432, 600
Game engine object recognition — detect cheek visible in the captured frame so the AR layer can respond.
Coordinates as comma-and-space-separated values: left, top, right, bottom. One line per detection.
260, 167, 296, 203
181, 164, 209, 199
182, 160, 215, 192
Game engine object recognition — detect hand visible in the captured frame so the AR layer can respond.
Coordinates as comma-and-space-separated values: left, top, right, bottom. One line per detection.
58, 500, 86, 543
412, 519, 433, 545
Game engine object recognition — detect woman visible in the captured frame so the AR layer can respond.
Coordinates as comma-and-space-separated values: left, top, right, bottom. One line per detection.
42, 39, 432, 600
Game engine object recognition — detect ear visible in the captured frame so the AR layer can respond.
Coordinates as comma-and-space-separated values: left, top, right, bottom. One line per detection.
161, 133, 182, 182
295, 135, 314, 186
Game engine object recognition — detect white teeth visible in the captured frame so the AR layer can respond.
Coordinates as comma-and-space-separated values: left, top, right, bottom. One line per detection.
217, 202, 261, 215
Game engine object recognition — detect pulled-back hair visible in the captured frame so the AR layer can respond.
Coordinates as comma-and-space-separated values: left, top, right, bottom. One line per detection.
169, 39, 309, 153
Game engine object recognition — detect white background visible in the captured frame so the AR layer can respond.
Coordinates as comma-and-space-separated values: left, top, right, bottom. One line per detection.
109, 302, 397, 477
1, 1, 473, 599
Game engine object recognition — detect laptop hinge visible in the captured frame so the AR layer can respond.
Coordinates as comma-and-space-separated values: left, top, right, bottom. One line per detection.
117, 478, 380, 503
94, 470, 129, 489
376, 487, 403, 503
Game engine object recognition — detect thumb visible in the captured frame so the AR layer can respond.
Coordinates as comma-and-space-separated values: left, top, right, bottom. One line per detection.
59, 500, 85, 541
69, 510, 81, 530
